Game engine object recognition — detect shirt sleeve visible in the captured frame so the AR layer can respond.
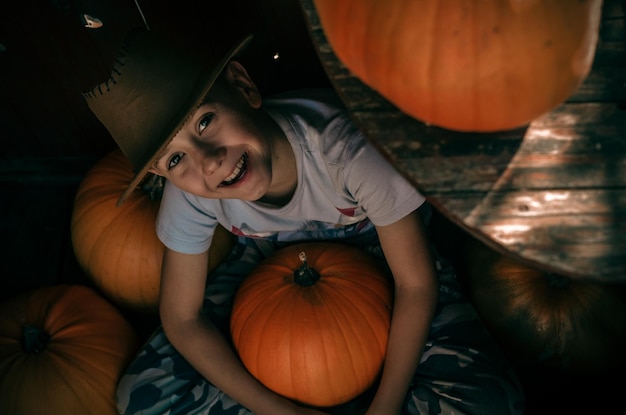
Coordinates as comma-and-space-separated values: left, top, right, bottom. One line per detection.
330, 119, 426, 227
155, 180, 219, 254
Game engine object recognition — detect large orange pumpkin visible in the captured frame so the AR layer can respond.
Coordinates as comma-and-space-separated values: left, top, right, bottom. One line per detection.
0, 284, 139, 415
71, 149, 235, 313
464, 238, 626, 373
230, 242, 393, 407
313, 0, 603, 132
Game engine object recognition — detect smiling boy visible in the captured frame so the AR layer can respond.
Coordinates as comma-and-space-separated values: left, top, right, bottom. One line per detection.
85, 29, 524, 415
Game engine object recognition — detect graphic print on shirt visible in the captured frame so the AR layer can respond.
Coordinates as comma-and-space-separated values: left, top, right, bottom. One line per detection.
230, 216, 372, 242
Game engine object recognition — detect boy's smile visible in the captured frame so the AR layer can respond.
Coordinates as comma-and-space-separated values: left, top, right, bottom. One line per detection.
220, 152, 248, 187
148, 61, 297, 206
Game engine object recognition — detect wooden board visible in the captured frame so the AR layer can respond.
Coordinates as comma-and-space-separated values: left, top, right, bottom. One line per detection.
299, 0, 626, 280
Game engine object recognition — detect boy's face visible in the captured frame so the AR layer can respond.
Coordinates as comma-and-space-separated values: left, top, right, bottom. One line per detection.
149, 63, 279, 201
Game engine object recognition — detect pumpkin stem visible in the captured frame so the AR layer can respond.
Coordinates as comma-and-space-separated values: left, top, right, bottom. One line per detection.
294, 251, 320, 286
22, 324, 50, 353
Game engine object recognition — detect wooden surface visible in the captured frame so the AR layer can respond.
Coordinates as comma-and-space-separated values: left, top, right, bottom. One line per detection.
300, 0, 626, 280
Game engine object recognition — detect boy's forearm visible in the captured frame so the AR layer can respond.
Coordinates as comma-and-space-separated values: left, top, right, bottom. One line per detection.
370, 210, 439, 414
367, 282, 437, 414
159, 249, 329, 415
163, 314, 303, 415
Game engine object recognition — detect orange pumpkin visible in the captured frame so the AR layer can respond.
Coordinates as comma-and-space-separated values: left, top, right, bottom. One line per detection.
464, 239, 626, 373
230, 242, 392, 407
71, 149, 235, 313
0, 284, 139, 415
313, 0, 602, 132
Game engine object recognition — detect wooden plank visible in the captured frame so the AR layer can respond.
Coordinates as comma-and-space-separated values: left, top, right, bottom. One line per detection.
465, 188, 626, 279
351, 110, 524, 193
299, 0, 626, 280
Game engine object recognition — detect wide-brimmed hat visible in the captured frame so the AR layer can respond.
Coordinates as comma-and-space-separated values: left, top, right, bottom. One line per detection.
83, 28, 253, 206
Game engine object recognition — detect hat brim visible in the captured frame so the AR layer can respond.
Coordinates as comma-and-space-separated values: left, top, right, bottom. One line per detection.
116, 34, 254, 206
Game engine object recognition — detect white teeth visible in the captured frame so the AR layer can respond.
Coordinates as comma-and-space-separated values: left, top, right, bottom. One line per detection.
222, 153, 246, 185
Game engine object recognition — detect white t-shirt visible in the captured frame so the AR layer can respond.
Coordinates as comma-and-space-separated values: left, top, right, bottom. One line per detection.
156, 89, 425, 254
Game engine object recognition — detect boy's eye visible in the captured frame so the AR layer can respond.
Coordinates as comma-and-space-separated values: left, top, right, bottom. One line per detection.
167, 153, 183, 170
198, 113, 214, 133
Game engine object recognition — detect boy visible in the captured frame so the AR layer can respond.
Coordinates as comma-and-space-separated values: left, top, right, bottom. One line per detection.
85, 29, 524, 415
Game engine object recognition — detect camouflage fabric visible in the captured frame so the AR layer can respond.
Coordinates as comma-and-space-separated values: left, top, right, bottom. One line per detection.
117, 232, 524, 415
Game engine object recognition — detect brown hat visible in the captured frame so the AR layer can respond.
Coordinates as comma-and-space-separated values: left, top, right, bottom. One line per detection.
83, 29, 253, 206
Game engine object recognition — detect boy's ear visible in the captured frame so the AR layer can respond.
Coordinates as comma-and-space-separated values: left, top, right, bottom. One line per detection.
225, 61, 262, 108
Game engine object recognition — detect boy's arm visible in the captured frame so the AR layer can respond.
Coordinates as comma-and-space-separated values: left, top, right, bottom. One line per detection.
159, 248, 329, 415
368, 209, 439, 415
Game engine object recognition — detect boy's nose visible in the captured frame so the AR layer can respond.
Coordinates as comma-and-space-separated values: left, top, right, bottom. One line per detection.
200, 146, 226, 175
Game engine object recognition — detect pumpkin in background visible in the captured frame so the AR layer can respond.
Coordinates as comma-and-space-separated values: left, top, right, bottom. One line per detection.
313, 0, 603, 132
0, 285, 139, 415
464, 238, 626, 373
71, 149, 235, 313
231, 242, 393, 407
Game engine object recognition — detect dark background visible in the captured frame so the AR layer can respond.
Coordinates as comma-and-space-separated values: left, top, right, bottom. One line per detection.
1, 0, 624, 413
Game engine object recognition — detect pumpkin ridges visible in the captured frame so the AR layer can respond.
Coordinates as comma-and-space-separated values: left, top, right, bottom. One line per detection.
314, 269, 391, 353
339, 283, 391, 355
297, 286, 356, 400
314, 0, 602, 132
231, 284, 289, 350
72, 190, 155, 285
362, 1, 394, 95
305, 297, 353, 404
317, 285, 384, 395
474, 2, 509, 129
71, 152, 132, 216
466, 238, 626, 372
95, 199, 161, 306
0, 358, 32, 414
408, 0, 439, 124
84, 205, 159, 308
273, 285, 356, 405
231, 242, 392, 406
278, 296, 299, 400
230, 276, 293, 339
321, 268, 391, 309
245, 286, 302, 397
0, 285, 139, 415
425, 1, 510, 129
488, 264, 599, 353
36, 287, 138, 371
283, 287, 322, 402
553, 3, 601, 88
550, 281, 612, 354
73, 148, 232, 313
11, 357, 74, 414
40, 354, 105, 413
527, 2, 572, 119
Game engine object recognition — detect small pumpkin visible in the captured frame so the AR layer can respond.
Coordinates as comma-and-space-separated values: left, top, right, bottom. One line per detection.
230, 242, 392, 407
0, 284, 139, 415
464, 238, 626, 373
313, 0, 603, 132
71, 148, 235, 313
